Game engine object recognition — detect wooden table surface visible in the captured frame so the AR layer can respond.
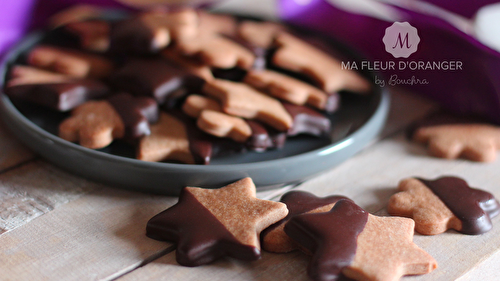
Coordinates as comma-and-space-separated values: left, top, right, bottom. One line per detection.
1, 87, 499, 281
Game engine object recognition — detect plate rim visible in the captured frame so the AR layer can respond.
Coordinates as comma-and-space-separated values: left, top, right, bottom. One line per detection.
0, 28, 390, 194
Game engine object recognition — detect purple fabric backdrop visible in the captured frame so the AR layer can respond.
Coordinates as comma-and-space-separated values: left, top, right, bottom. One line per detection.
2, 0, 500, 122
279, 0, 500, 123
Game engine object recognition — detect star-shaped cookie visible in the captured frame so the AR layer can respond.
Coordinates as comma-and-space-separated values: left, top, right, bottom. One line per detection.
137, 112, 195, 163
388, 177, 500, 235
146, 177, 288, 266
202, 79, 293, 131
261, 191, 349, 253
285, 199, 437, 281
412, 124, 500, 162
58, 100, 125, 149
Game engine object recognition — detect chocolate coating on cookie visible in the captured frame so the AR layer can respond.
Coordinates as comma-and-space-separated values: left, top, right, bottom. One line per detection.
246, 120, 286, 152
284, 199, 368, 280
417, 177, 500, 234
109, 59, 204, 104
147, 187, 259, 266
6, 80, 109, 111
107, 93, 159, 139
283, 103, 331, 137
146, 178, 288, 266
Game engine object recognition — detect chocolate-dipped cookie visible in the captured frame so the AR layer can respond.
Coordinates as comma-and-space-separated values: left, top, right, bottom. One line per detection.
285, 200, 437, 281
388, 176, 500, 235
261, 191, 350, 253
146, 178, 288, 266
109, 58, 204, 104
107, 93, 159, 139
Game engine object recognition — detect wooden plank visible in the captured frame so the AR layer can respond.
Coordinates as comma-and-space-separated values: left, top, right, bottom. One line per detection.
0, 120, 35, 173
0, 160, 102, 234
0, 187, 178, 281
117, 133, 500, 281
457, 249, 500, 281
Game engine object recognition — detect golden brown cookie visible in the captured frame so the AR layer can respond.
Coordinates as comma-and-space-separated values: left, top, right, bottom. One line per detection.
27, 45, 113, 78
198, 11, 238, 36
182, 94, 222, 118
146, 177, 288, 266
6, 65, 68, 87
161, 48, 214, 81
202, 79, 293, 131
412, 124, 500, 162
182, 95, 252, 143
59, 100, 125, 149
272, 32, 371, 93
110, 8, 198, 54
137, 112, 195, 164
175, 34, 255, 69
197, 110, 252, 143
388, 177, 500, 235
285, 199, 437, 281
238, 20, 286, 48
244, 69, 332, 111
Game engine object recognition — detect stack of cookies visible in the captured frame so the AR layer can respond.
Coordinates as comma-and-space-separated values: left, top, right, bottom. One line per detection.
4, 8, 371, 164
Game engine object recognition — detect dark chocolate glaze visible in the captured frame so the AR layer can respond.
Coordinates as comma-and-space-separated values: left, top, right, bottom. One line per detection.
211, 37, 267, 82
246, 120, 286, 152
418, 176, 500, 235
110, 17, 159, 54
171, 111, 214, 165
324, 92, 341, 114
283, 103, 331, 137
262, 191, 351, 236
211, 67, 247, 82
107, 93, 159, 139
146, 187, 260, 267
109, 59, 204, 105
169, 110, 245, 164
284, 199, 368, 281
5, 80, 109, 111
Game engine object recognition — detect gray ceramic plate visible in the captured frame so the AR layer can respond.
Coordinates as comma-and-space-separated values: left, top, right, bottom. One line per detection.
0, 28, 389, 195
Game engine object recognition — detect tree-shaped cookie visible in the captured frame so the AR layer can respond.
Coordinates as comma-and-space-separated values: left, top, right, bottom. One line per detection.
412, 124, 500, 162
202, 79, 293, 131
272, 33, 371, 94
28, 45, 113, 79
244, 69, 339, 113
146, 177, 288, 266
388, 177, 500, 235
175, 34, 255, 69
285, 199, 437, 281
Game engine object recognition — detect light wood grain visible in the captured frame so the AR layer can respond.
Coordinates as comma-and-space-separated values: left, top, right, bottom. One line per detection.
0, 187, 178, 281
0, 120, 35, 173
0, 160, 101, 234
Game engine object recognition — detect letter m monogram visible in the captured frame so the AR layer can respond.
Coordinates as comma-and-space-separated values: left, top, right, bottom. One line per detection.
392, 33, 411, 49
